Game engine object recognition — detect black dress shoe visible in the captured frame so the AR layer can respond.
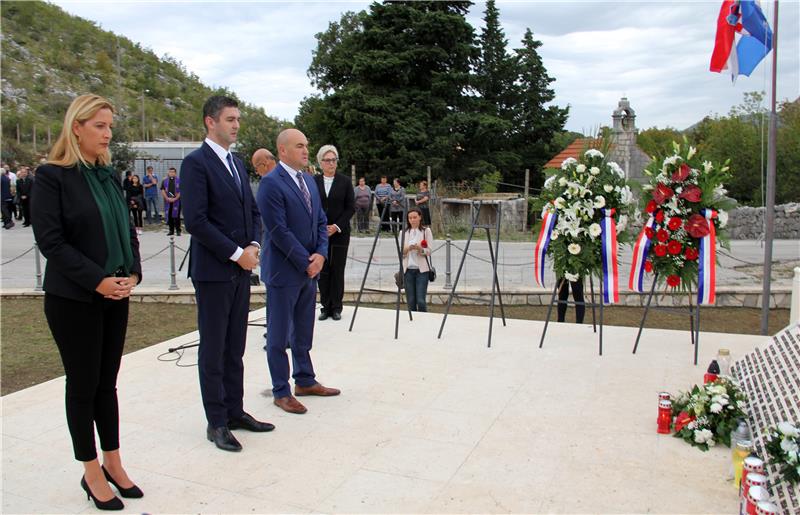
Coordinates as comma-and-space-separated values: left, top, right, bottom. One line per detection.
318, 311, 329, 321
228, 412, 275, 432
81, 476, 124, 511
331, 312, 342, 321
206, 425, 242, 452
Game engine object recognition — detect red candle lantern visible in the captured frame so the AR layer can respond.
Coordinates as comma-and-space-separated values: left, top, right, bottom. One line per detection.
657, 399, 672, 434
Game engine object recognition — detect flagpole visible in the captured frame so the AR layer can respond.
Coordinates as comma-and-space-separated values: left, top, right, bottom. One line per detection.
760, 0, 778, 335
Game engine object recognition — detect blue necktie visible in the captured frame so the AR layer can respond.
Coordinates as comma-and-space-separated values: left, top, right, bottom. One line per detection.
296, 172, 312, 214
226, 153, 242, 195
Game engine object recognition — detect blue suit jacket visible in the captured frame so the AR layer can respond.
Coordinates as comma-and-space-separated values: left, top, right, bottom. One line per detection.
182, 142, 261, 281
257, 164, 328, 287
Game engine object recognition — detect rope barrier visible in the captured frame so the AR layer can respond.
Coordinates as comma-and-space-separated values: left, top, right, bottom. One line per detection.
140, 245, 171, 262
1, 246, 35, 265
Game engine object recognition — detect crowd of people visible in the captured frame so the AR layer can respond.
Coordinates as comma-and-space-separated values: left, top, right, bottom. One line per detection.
27, 92, 446, 511
2, 162, 38, 229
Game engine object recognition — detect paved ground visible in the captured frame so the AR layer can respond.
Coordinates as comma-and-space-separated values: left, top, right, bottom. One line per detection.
1, 222, 797, 292
1, 306, 771, 513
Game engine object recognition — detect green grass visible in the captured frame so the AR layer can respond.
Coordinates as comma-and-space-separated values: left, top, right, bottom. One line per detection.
1, 299, 789, 396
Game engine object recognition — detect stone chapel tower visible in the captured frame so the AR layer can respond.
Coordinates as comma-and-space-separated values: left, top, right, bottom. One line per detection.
608, 97, 650, 182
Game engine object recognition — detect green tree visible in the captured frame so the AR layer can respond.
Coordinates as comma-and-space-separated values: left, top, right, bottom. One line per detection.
637, 127, 683, 158
511, 28, 568, 189
297, 1, 478, 184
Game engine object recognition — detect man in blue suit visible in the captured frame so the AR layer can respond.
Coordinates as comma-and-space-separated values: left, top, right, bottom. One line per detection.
182, 95, 275, 452
258, 128, 340, 415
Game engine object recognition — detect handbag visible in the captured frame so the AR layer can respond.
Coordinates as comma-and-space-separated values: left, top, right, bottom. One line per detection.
394, 271, 404, 289
425, 255, 436, 282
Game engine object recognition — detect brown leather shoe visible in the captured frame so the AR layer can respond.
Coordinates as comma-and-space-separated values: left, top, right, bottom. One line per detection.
295, 383, 341, 397
273, 395, 307, 414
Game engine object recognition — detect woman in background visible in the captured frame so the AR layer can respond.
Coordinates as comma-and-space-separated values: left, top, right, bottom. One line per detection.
124, 174, 144, 235
353, 177, 372, 233
32, 94, 143, 510
402, 207, 434, 312
415, 180, 432, 226
389, 178, 406, 233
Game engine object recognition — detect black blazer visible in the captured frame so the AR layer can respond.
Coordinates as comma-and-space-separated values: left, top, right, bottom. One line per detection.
31, 164, 142, 302
314, 173, 355, 244
181, 142, 261, 282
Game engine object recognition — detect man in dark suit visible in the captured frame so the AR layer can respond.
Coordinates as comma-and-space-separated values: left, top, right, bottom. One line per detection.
313, 145, 355, 321
182, 95, 274, 452
257, 128, 340, 415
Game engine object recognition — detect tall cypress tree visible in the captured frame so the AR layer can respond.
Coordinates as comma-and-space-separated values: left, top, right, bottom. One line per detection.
512, 28, 569, 185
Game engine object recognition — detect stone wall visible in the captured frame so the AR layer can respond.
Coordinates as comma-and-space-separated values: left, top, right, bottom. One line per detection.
727, 203, 800, 240
439, 197, 528, 232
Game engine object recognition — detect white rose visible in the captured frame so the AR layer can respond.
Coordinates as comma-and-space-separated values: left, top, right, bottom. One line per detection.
781, 437, 799, 454
710, 402, 723, 414
576, 164, 586, 174
568, 243, 581, 255
584, 149, 604, 159
778, 422, 800, 437
561, 157, 577, 170
616, 215, 628, 233
603, 184, 614, 193
554, 197, 566, 209
564, 271, 579, 282
608, 161, 625, 178
590, 166, 600, 176
718, 210, 728, 228
544, 175, 556, 189
594, 195, 606, 209
589, 223, 602, 238
558, 177, 568, 187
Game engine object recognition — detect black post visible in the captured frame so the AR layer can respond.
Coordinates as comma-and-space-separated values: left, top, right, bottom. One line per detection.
437, 203, 480, 339
539, 279, 564, 349
589, 275, 597, 333
348, 202, 389, 332
632, 274, 658, 354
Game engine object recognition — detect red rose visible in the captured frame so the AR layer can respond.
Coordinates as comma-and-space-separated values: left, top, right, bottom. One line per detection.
679, 185, 702, 203
674, 411, 695, 432
654, 245, 667, 257
646, 200, 657, 214
667, 217, 682, 231
667, 240, 682, 255
645, 227, 655, 239
421, 239, 428, 248
684, 247, 699, 261
685, 214, 710, 238
672, 163, 690, 182
656, 229, 669, 242
644, 261, 653, 273
652, 183, 674, 205
655, 210, 665, 224
667, 274, 681, 287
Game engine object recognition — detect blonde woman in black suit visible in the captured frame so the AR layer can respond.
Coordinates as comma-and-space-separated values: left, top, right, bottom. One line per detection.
32, 94, 143, 511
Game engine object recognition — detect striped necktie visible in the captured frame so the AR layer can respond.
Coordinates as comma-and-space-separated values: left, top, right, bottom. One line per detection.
296, 172, 312, 214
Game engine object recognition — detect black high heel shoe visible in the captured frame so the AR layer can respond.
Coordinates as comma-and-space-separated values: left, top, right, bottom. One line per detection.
102, 465, 144, 498
80, 476, 124, 511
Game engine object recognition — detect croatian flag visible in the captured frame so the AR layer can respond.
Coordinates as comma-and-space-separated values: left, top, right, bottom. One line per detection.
534, 207, 557, 288
710, 0, 773, 79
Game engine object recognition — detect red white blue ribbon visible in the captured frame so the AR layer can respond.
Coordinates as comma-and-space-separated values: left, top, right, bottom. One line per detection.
534, 207, 557, 287
698, 209, 717, 305
629, 215, 655, 293
600, 208, 619, 304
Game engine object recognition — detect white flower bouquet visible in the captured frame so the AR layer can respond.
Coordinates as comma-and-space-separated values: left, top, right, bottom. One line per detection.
764, 421, 800, 484
671, 376, 747, 451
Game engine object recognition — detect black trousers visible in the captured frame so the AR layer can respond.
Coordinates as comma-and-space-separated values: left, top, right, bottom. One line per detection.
44, 293, 129, 462
129, 207, 143, 228
557, 278, 585, 324
318, 237, 349, 315
1, 200, 13, 226
20, 198, 30, 225
193, 272, 250, 428
167, 206, 182, 235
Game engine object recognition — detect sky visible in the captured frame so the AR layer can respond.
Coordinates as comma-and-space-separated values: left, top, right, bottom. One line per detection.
51, 1, 800, 134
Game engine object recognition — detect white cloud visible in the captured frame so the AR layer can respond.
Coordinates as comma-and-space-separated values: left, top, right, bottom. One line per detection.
51, 0, 800, 133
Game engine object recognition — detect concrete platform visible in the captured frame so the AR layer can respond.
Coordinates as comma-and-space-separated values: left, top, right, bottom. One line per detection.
1, 306, 769, 513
